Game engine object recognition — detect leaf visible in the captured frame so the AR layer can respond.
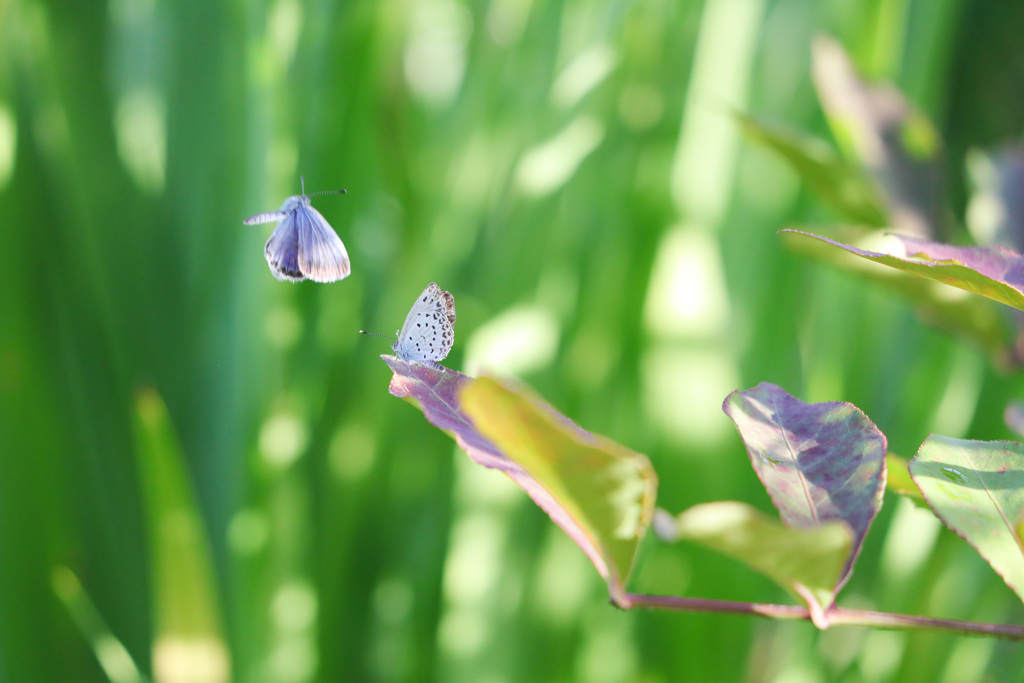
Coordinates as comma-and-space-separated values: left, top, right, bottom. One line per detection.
722, 382, 887, 609
384, 357, 509, 468
885, 453, 927, 506
734, 112, 888, 225
384, 357, 658, 603
909, 435, 1024, 603
133, 389, 231, 683
655, 503, 852, 621
812, 35, 945, 239
780, 228, 1013, 365
782, 229, 1024, 312
460, 376, 657, 601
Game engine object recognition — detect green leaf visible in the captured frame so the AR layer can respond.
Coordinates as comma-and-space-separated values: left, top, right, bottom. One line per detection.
133, 389, 230, 683
459, 376, 658, 603
657, 502, 852, 615
885, 453, 928, 507
909, 435, 1024, 603
734, 112, 888, 225
780, 228, 1013, 364
782, 229, 1024, 312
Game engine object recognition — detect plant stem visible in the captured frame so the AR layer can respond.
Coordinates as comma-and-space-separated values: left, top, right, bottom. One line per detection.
619, 593, 1024, 640
618, 593, 810, 620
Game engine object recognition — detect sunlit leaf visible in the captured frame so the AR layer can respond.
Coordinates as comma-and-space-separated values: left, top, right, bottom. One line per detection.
384, 357, 658, 603
782, 229, 1024, 313
133, 389, 230, 683
723, 382, 886, 608
781, 228, 1014, 365
734, 112, 887, 225
812, 35, 945, 239
909, 435, 1024, 603
655, 502, 851, 617
461, 376, 657, 602
384, 357, 518, 472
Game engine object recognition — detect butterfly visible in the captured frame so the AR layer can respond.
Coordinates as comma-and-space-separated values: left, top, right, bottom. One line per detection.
361, 283, 456, 363
244, 178, 350, 283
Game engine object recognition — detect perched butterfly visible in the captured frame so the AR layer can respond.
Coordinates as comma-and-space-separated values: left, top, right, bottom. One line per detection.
361, 283, 456, 364
244, 178, 350, 283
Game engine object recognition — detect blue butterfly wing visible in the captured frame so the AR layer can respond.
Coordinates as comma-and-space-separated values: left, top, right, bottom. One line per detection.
296, 205, 350, 283
264, 214, 304, 281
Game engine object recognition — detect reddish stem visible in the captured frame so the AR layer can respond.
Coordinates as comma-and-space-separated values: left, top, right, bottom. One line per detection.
619, 593, 1024, 640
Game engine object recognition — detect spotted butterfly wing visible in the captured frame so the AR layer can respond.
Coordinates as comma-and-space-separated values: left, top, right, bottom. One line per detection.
392, 283, 456, 362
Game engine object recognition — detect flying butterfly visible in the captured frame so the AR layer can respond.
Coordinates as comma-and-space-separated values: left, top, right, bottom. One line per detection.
244, 177, 350, 283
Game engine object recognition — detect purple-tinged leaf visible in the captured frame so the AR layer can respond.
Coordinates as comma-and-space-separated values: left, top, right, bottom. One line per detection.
654, 503, 852, 625
780, 228, 1016, 366
384, 358, 601, 564
384, 357, 657, 603
384, 357, 512, 470
782, 229, 1024, 313
812, 35, 945, 240
723, 383, 886, 607
898, 235, 1024, 289
909, 435, 1024, 603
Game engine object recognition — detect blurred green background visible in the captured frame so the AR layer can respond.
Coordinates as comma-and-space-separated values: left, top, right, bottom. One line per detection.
3, 0, 1024, 680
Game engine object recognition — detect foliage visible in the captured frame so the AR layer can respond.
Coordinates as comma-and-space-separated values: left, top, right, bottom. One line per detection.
4, 0, 1024, 681
384, 359, 656, 602
387, 359, 1024, 637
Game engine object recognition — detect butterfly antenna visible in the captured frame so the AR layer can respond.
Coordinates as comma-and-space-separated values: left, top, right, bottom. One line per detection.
300, 175, 306, 196
359, 330, 396, 342
310, 188, 347, 198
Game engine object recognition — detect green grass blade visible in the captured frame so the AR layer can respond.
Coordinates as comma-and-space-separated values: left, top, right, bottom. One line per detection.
52, 567, 150, 683
132, 389, 230, 683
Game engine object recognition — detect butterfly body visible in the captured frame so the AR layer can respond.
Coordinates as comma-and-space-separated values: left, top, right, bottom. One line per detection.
244, 184, 350, 283
391, 283, 456, 363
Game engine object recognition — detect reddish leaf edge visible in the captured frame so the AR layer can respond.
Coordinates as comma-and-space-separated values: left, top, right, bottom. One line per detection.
380, 356, 1024, 638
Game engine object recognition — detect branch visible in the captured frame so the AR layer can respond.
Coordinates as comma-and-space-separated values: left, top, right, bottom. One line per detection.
619, 593, 1024, 640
